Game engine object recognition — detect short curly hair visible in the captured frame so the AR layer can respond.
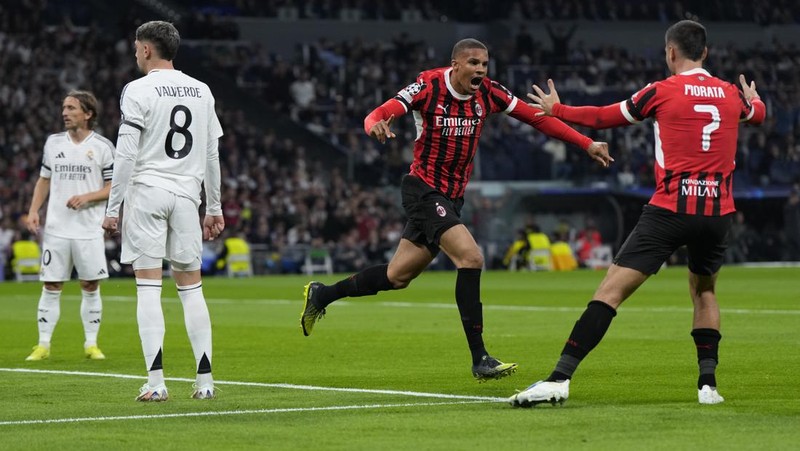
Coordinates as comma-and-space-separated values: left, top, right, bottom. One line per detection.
136, 20, 181, 61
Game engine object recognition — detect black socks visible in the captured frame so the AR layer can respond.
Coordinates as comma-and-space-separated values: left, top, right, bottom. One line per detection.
692, 328, 722, 389
456, 268, 487, 364
547, 300, 617, 381
318, 264, 393, 308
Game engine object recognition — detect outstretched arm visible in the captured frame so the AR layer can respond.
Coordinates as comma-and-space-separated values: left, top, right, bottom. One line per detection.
739, 74, 766, 125
508, 101, 614, 168
528, 78, 630, 129
364, 99, 407, 144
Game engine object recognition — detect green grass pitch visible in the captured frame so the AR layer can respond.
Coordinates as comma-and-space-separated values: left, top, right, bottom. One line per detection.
0, 266, 798, 450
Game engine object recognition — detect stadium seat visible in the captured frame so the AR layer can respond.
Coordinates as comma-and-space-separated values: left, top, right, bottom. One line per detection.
304, 247, 333, 275
585, 244, 613, 270
225, 237, 253, 277
550, 242, 578, 271
11, 240, 41, 282
526, 232, 553, 271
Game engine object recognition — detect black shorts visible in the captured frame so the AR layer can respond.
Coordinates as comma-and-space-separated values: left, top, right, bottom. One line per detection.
614, 204, 733, 276
400, 174, 464, 256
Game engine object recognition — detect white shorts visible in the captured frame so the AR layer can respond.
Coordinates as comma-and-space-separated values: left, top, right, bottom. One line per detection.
40, 235, 109, 282
121, 184, 201, 266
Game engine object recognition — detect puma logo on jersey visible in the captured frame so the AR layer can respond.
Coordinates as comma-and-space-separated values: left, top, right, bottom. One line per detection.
437, 104, 449, 114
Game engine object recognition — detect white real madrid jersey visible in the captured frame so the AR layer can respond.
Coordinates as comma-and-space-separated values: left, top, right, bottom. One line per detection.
119, 69, 223, 204
40, 132, 115, 239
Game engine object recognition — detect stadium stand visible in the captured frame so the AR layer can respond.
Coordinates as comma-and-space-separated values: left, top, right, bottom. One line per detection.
2, 0, 799, 276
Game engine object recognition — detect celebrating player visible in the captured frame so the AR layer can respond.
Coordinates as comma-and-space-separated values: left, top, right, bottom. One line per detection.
25, 90, 114, 362
103, 21, 224, 402
509, 20, 766, 407
301, 38, 612, 381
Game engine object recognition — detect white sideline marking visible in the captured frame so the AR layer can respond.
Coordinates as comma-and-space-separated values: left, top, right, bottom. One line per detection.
0, 368, 507, 402
42, 295, 800, 316
0, 400, 489, 426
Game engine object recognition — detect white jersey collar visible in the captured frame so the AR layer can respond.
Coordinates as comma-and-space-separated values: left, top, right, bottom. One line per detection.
679, 68, 711, 76
444, 68, 473, 101
66, 131, 94, 146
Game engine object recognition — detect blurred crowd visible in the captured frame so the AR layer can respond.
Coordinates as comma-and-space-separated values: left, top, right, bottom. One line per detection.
202, 26, 800, 189
2, 0, 800, 277
173, 0, 800, 25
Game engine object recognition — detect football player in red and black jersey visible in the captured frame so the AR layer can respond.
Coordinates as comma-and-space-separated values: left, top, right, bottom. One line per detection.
301, 38, 613, 382
510, 20, 766, 407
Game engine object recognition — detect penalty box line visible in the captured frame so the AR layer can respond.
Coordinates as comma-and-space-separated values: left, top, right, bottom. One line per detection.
0, 400, 491, 426
0, 368, 507, 403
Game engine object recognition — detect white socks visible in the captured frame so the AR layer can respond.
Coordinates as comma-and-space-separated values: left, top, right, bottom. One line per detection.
135, 278, 214, 388
177, 282, 213, 384
36, 288, 62, 347
80, 288, 102, 348
136, 278, 165, 388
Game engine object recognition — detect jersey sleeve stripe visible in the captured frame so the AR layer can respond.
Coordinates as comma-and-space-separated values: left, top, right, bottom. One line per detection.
121, 119, 143, 131
393, 94, 411, 111
504, 96, 518, 113
744, 106, 755, 122
620, 100, 640, 123
737, 91, 755, 122
626, 86, 657, 121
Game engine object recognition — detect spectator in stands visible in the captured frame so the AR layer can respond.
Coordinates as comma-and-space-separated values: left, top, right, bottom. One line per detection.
575, 218, 603, 267
783, 187, 800, 261
503, 228, 530, 269
289, 70, 316, 121
0, 216, 14, 278
725, 211, 753, 263
546, 23, 578, 64
515, 24, 536, 60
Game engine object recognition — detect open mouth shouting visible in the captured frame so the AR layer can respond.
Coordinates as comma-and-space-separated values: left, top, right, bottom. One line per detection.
469, 76, 483, 91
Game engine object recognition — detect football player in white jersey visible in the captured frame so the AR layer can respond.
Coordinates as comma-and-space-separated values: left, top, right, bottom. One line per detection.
102, 21, 224, 402
25, 90, 114, 362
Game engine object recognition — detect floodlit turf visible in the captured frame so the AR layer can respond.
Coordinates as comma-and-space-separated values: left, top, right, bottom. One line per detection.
0, 267, 798, 450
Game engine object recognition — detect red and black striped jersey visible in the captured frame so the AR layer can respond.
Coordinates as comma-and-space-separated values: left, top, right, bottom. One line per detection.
393, 67, 518, 199
621, 68, 761, 216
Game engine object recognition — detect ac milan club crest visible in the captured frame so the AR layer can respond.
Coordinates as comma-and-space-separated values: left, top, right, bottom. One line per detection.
435, 202, 446, 217
474, 103, 483, 117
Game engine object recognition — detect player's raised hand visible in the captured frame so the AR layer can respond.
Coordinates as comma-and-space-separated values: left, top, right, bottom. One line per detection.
25, 211, 40, 236
527, 79, 561, 116
203, 215, 225, 241
586, 141, 614, 168
369, 114, 396, 144
739, 74, 759, 102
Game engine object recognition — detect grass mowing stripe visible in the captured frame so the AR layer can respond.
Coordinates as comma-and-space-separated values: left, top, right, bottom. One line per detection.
0, 400, 492, 426
0, 368, 507, 402
14, 295, 797, 316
